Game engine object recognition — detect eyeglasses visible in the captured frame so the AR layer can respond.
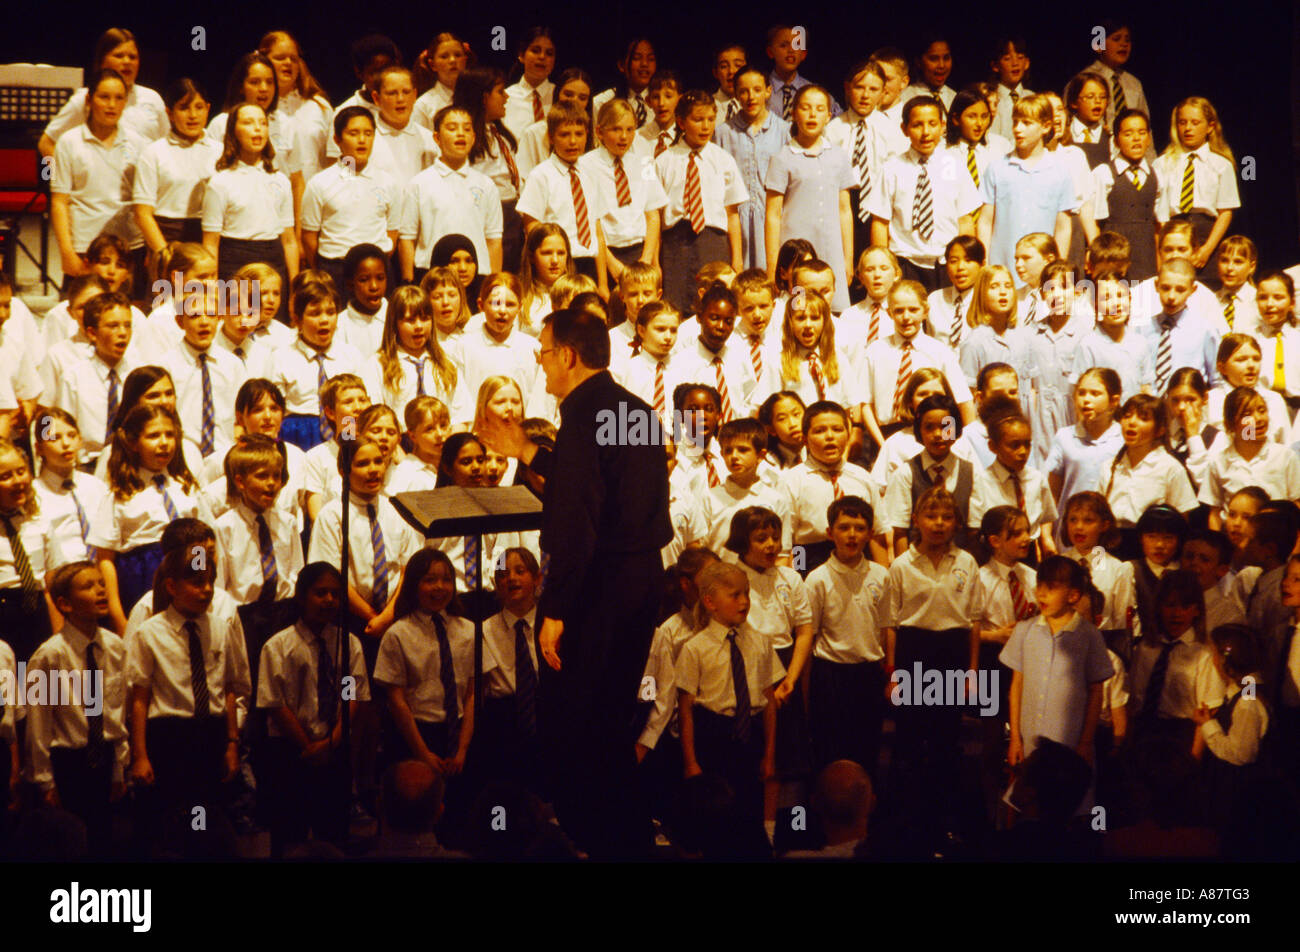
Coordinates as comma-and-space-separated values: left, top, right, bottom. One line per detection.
535, 346, 556, 364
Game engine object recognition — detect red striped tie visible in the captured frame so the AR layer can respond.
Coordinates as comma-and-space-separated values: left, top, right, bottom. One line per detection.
1008, 571, 1035, 621
614, 156, 631, 207
893, 342, 912, 419
705, 453, 721, 487
495, 127, 520, 191
808, 352, 827, 400
653, 360, 666, 422
684, 150, 706, 234
568, 163, 592, 248
869, 304, 882, 344
829, 469, 844, 499
713, 356, 734, 422
748, 334, 763, 379
532, 90, 544, 122
1010, 472, 1025, 511
655, 130, 671, 157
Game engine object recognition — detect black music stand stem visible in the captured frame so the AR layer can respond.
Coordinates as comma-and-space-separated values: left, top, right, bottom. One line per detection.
390, 486, 545, 720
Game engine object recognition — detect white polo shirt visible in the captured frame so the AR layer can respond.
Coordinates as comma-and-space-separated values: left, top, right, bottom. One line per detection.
43, 84, 167, 146
655, 141, 748, 232
300, 160, 402, 257
369, 117, 439, 185
200, 161, 294, 240
401, 159, 503, 271
51, 123, 147, 251
132, 133, 220, 219
517, 154, 605, 258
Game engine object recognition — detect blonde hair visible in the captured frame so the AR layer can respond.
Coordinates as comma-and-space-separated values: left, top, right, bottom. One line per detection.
0, 439, 37, 517
473, 376, 525, 433
419, 266, 471, 332
596, 97, 636, 130
887, 279, 928, 315
781, 293, 839, 385
1014, 233, 1059, 261
692, 561, 748, 630
1011, 93, 1055, 144
1164, 96, 1233, 163
548, 272, 597, 310
518, 222, 573, 329
379, 285, 458, 402
968, 265, 1019, 328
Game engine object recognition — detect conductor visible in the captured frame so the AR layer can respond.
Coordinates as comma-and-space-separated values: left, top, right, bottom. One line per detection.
479, 308, 672, 858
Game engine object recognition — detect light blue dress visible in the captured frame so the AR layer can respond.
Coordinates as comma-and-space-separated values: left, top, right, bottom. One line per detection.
714, 111, 789, 272
765, 142, 856, 312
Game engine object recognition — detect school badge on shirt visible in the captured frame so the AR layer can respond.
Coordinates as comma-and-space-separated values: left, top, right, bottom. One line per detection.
951, 568, 970, 593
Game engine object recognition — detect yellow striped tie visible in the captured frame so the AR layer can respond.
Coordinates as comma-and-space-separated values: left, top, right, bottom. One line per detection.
1224, 296, 1235, 329
1275, 334, 1287, 394
966, 145, 979, 187
1179, 155, 1195, 214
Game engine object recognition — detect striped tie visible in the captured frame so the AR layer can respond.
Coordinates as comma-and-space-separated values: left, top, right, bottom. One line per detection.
613, 156, 632, 206
1009, 88, 1020, 106
465, 534, 480, 589
950, 292, 965, 348
966, 145, 979, 187
1009, 472, 1025, 511
893, 342, 913, 418
316, 354, 333, 441
1275, 335, 1287, 394
409, 357, 426, 396
185, 620, 210, 717
781, 84, 795, 119
1111, 72, 1126, 116
494, 127, 520, 191
913, 157, 934, 242
1223, 295, 1235, 330
568, 164, 592, 248
1, 514, 42, 615
808, 351, 827, 400
726, 99, 740, 121
198, 352, 215, 457
153, 475, 179, 521
1130, 163, 1142, 188
852, 121, 871, 222
869, 304, 882, 344
532, 90, 544, 123
705, 453, 721, 488
633, 95, 647, 126
1155, 316, 1174, 391
105, 367, 120, 444
432, 612, 460, 738
684, 150, 706, 233
655, 130, 671, 158
62, 479, 90, 550
367, 503, 388, 613
713, 356, 733, 422
255, 513, 278, 601
748, 334, 763, 379
828, 469, 844, 499
1007, 571, 1036, 621
1179, 155, 1195, 214
653, 360, 666, 421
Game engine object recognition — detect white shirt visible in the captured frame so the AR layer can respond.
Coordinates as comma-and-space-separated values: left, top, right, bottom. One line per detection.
40, 349, 136, 459
655, 141, 748, 232
374, 610, 492, 722
256, 622, 370, 739
1153, 144, 1240, 219
779, 343, 863, 410
205, 110, 301, 177
202, 441, 306, 525
1092, 157, 1155, 220
926, 285, 977, 349
578, 146, 668, 249
737, 561, 812, 658
785, 458, 885, 540
360, 352, 469, 426
807, 554, 887, 663
300, 161, 402, 257
270, 337, 366, 415
669, 339, 760, 419
971, 559, 1040, 632
411, 83, 455, 133
861, 332, 972, 425
866, 147, 982, 265
87, 471, 210, 552
968, 460, 1058, 537
307, 492, 422, 607
1199, 442, 1300, 513
675, 619, 784, 716
1097, 446, 1198, 525
34, 468, 110, 561
513, 119, 550, 182
401, 159, 503, 270
51, 123, 146, 252
158, 340, 244, 457
1128, 628, 1226, 719
0, 506, 80, 587
26, 624, 129, 788
44, 84, 167, 146
200, 161, 293, 240
1061, 545, 1136, 631
211, 327, 274, 382
504, 79, 553, 141
368, 117, 439, 186
214, 502, 303, 603
702, 477, 793, 556
516, 155, 605, 257
481, 606, 539, 697
127, 605, 251, 718
867, 107, 908, 159
880, 544, 979, 630
452, 319, 538, 412
132, 133, 220, 219
278, 90, 332, 180
881, 449, 973, 531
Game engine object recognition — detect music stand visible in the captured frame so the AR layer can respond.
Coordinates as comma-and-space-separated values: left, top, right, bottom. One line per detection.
391, 486, 545, 717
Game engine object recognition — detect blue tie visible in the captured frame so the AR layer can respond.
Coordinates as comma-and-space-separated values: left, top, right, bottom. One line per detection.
63, 478, 90, 551
105, 367, 120, 444
198, 352, 215, 456
154, 474, 179, 521
255, 512, 278, 600
464, 535, 480, 589
432, 612, 460, 739
409, 357, 426, 396
367, 503, 388, 613
316, 353, 333, 441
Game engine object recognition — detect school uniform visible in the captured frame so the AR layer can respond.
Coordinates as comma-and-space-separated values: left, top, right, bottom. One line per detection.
207, 329, 270, 388
867, 105, 908, 160
87, 472, 209, 615
578, 145, 667, 266
411, 82, 455, 134
25, 622, 128, 854
307, 492, 422, 621
206, 111, 302, 179
1064, 545, 1137, 636
323, 302, 383, 358
832, 299, 890, 354
958, 324, 1034, 392
1220, 284, 1260, 338
1043, 421, 1124, 539
270, 337, 367, 450
969, 460, 1058, 540
1070, 328, 1153, 401
477, 606, 544, 788
806, 552, 888, 771
925, 285, 977, 351
676, 617, 785, 828
368, 117, 439, 186
361, 353, 468, 429
214, 502, 303, 604
780, 343, 862, 411
1205, 577, 1246, 635
862, 332, 972, 428
158, 340, 243, 461
34, 468, 109, 562
1025, 317, 1088, 465
40, 350, 136, 462
1098, 445, 1198, 529
453, 315, 540, 406
504, 79, 553, 141
1153, 145, 1240, 231
593, 87, 652, 127
1000, 612, 1113, 757
200, 161, 294, 283
1128, 628, 1227, 746
386, 457, 440, 496
44, 84, 167, 147
513, 119, 550, 182
767, 141, 856, 312
661, 478, 708, 569
1132, 278, 1228, 345
989, 83, 1031, 143
517, 154, 604, 274
981, 150, 1078, 271
374, 609, 492, 759
256, 620, 369, 846
670, 338, 759, 421
702, 477, 793, 556
51, 123, 147, 253
1254, 324, 1300, 404
882, 449, 976, 535
655, 141, 748, 312
402, 159, 504, 274
300, 160, 402, 272
1093, 158, 1159, 279
867, 147, 982, 290
132, 133, 220, 244
1087, 61, 1149, 134
1205, 383, 1289, 443
870, 429, 920, 485
770, 70, 821, 119
1068, 117, 1112, 168
973, 560, 1040, 633
612, 349, 676, 425
879, 543, 978, 814
716, 111, 791, 272
1199, 442, 1300, 514
784, 458, 883, 573
278, 91, 331, 181
0, 503, 78, 659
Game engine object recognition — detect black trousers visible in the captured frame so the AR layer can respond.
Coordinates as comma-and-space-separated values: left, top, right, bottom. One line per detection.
891, 626, 969, 824
692, 706, 764, 824
133, 716, 232, 857
544, 548, 661, 858
660, 221, 728, 314
809, 657, 886, 777
51, 743, 114, 856
898, 257, 947, 294
259, 736, 349, 849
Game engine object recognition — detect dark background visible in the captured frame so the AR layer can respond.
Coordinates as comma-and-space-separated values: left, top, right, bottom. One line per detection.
6, 0, 1297, 268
